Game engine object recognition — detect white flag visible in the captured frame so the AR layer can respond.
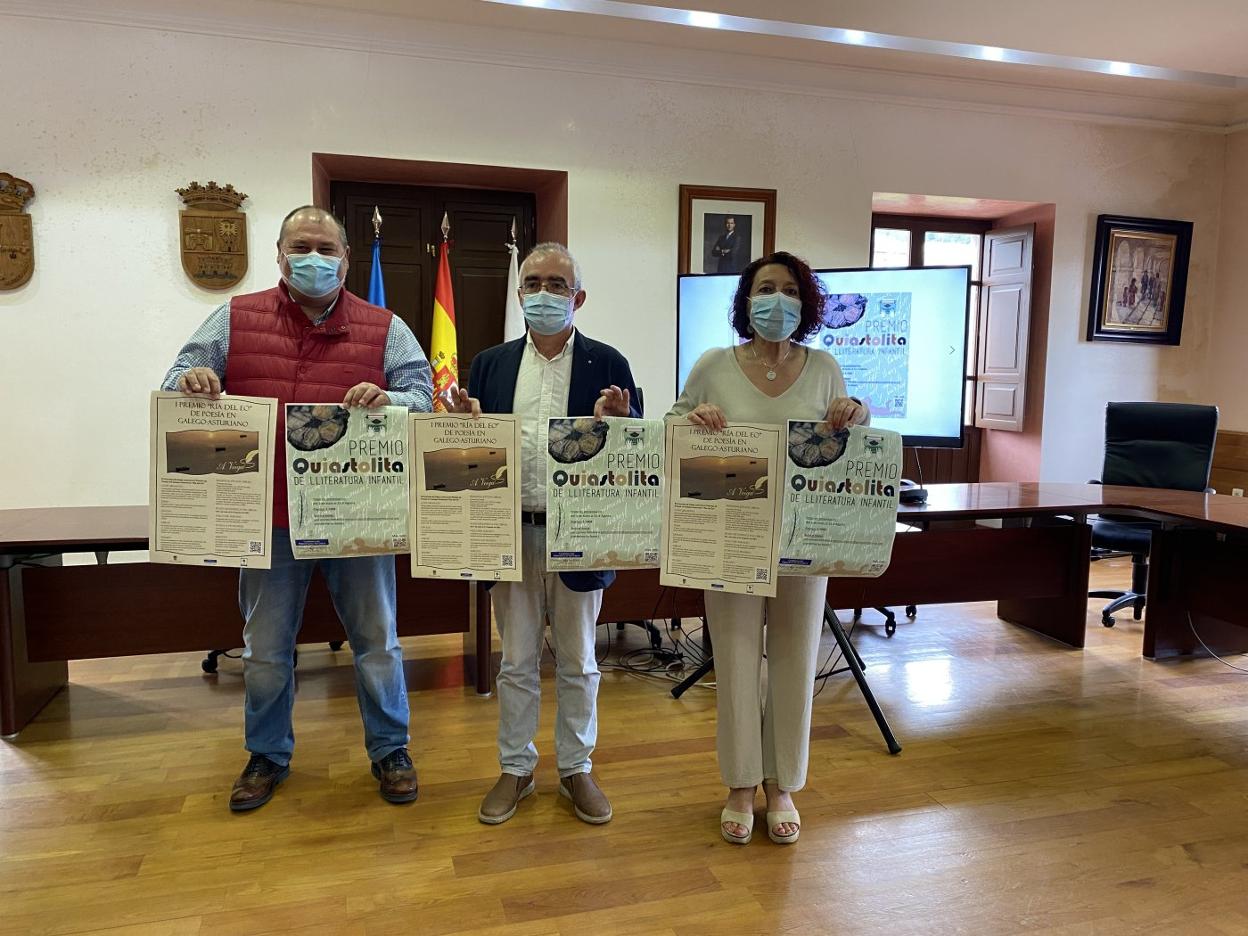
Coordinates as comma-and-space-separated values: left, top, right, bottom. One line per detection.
504, 242, 525, 342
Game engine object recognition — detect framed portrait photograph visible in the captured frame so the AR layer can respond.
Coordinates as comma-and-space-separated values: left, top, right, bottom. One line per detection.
1086, 214, 1192, 345
678, 185, 776, 275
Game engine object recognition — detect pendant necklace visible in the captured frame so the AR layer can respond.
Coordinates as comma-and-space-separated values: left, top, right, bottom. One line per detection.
750, 340, 792, 381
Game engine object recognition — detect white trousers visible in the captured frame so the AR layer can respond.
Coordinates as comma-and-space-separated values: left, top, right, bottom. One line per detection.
704, 576, 826, 792
490, 523, 603, 778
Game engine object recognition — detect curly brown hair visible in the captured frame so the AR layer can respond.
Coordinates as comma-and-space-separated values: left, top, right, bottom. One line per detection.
729, 251, 826, 343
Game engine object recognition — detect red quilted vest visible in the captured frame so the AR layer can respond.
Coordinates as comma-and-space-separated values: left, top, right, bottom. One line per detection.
224, 283, 390, 528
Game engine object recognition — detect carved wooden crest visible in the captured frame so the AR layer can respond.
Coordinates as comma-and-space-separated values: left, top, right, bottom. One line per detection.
0, 173, 35, 290
177, 181, 248, 290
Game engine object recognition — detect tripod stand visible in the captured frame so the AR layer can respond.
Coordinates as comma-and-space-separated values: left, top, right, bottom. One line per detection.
669, 603, 902, 755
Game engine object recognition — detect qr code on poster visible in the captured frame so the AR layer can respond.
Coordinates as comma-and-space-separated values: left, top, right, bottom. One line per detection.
755, 567, 770, 582
501, 555, 515, 569
643, 549, 660, 564
248, 541, 263, 555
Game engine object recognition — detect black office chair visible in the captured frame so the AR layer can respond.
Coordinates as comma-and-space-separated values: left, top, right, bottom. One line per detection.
851, 605, 917, 637
1088, 402, 1218, 627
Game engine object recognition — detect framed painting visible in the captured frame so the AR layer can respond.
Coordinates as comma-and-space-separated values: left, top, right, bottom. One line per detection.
1087, 214, 1192, 345
678, 185, 776, 276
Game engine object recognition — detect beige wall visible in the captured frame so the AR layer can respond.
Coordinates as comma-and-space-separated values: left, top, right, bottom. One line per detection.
0, 6, 1231, 508
1206, 129, 1248, 430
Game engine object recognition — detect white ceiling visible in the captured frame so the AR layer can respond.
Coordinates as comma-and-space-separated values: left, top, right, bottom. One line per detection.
10, 0, 1248, 128
278, 0, 1248, 126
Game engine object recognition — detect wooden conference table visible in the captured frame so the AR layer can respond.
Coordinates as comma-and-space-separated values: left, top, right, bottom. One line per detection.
4, 482, 1248, 736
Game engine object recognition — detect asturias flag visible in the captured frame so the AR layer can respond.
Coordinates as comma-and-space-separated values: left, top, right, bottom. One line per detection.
430, 242, 458, 411
368, 235, 386, 308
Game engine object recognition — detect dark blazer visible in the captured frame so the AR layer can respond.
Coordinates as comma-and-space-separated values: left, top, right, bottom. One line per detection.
469, 330, 642, 593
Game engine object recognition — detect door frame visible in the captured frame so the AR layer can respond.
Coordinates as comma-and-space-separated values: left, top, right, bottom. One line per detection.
311, 153, 568, 244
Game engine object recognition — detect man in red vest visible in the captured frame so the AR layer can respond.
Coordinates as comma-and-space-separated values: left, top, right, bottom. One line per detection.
162, 206, 432, 812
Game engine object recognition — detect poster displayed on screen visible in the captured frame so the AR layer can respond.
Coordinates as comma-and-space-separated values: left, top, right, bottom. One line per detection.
149, 391, 277, 568
779, 423, 902, 578
409, 413, 523, 581
545, 417, 664, 570
661, 422, 784, 597
677, 266, 970, 445
285, 404, 410, 559
821, 292, 911, 418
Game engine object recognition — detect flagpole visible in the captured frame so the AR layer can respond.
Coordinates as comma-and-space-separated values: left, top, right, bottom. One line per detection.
368, 206, 387, 309
431, 212, 458, 411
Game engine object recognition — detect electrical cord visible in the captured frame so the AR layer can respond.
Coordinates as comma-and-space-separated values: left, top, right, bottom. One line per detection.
1187, 612, 1248, 674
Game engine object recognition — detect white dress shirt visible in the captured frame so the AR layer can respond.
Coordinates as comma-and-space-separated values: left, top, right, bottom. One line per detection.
514, 329, 576, 511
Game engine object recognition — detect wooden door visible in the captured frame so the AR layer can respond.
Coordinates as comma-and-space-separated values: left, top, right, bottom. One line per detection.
975, 225, 1034, 432
330, 182, 537, 385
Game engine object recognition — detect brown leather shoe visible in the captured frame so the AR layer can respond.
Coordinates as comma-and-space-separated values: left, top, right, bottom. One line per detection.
559, 772, 613, 824
229, 754, 290, 812
478, 772, 536, 824
371, 748, 419, 804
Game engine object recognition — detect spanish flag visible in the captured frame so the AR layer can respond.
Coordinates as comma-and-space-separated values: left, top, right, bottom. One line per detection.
430, 234, 458, 412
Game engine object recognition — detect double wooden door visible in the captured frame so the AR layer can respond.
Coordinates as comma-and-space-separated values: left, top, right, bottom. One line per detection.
331, 182, 537, 384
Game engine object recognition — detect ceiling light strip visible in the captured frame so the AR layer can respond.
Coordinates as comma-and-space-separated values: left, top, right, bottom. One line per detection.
484, 0, 1246, 89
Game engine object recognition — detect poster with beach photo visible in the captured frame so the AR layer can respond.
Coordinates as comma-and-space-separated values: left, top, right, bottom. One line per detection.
545, 417, 665, 570
285, 404, 411, 559
779, 422, 903, 577
660, 421, 784, 597
149, 391, 277, 568
409, 413, 522, 581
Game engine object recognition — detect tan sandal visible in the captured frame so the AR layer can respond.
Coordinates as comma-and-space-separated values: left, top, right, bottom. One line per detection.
767, 809, 801, 844
720, 808, 754, 845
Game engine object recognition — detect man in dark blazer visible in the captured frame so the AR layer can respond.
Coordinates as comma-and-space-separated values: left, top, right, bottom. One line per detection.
710, 215, 745, 274
443, 242, 639, 827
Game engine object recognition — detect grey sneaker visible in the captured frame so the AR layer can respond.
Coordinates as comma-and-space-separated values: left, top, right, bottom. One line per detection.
478, 773, 535, 824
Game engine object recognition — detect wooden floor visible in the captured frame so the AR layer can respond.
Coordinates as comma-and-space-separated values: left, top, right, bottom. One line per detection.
3, 558, 1248, 935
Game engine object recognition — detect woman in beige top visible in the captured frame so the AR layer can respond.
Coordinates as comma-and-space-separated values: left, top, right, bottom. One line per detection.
668, 251, 867, 845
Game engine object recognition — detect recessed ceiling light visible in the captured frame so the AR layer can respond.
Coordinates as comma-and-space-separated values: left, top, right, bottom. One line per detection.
981, 46, 1005, 62
1108, 61, 1133, 76
843, 29, 867, 45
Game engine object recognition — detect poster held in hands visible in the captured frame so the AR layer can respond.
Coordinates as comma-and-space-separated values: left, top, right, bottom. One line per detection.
285, 404, 410, 559
409, 413, 523, 581
779, 422, 903, 577
149, 391, 277, 568
545, 417, 664, 570
660, 421, 784, 597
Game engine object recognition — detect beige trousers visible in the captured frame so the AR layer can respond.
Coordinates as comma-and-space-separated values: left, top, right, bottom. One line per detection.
703, 576, 826, 792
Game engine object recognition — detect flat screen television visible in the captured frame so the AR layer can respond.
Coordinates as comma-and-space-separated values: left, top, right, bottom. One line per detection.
676, 265, 972, 447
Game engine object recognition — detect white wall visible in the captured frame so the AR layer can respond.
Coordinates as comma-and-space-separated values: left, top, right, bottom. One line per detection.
0, 6, 1227, 508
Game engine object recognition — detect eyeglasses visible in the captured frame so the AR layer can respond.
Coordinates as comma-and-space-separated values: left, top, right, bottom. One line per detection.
521, 278, 577, 297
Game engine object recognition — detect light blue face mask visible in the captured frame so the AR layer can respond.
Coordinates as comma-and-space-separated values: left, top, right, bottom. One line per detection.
523, 290, 574, 335
283, 251, 343, 299
749, 292, 803, 342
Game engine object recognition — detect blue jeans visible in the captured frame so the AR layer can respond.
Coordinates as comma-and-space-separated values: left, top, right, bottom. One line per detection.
238, 530, 409, 767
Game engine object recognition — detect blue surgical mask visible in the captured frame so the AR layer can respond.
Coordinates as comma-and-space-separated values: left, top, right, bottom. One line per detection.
283, 251, 343, 299
749, 292, 803, 342
523, 290, 574, 335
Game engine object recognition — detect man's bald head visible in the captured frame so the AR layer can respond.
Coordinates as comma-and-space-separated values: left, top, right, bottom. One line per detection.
277, 206, 348, 252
